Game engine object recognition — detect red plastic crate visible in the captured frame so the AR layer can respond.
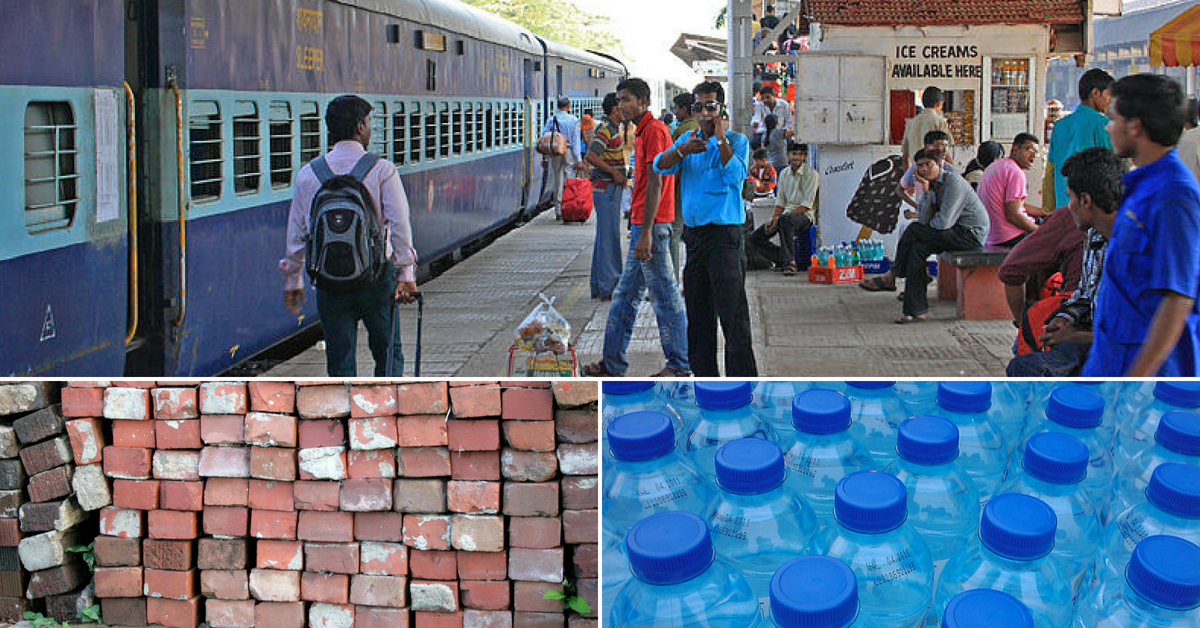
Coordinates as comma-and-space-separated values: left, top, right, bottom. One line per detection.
807, 265, 864, 285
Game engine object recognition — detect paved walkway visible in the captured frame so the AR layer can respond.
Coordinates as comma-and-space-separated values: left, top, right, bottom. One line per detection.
268, 208, 1012, 377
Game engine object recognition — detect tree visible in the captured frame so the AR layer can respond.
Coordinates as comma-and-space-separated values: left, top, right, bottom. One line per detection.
715, 6, 727, 29
462, 0, 625, 57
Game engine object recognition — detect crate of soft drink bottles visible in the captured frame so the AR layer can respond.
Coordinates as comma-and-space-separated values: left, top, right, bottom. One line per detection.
858, 238, 892, 274
601, 380, 1200, 628
808, 242, 865, 284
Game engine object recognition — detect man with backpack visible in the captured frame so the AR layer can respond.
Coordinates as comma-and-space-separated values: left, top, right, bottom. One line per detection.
279, 95, 417, 376
542, 96, 584, 219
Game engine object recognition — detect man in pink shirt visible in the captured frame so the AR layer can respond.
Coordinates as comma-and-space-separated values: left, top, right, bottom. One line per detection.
978, 132, 1045, 247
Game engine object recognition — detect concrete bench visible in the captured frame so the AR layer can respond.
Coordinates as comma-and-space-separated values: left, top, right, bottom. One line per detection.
937, 247, 1012, 320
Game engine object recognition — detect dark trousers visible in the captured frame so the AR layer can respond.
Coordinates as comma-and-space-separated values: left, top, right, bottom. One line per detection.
892, 223, 978, 317
748, 212, 812, 268
1006, 341, 1090, 377
682, 224, 759, 376
316, 266, 402, 377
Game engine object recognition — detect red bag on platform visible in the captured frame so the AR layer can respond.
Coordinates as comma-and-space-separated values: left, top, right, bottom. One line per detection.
561, 178, 594, 222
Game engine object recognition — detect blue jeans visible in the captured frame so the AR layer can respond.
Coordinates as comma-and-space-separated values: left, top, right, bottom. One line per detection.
602, 223, 689, 374
590, 184, 623, 298
316, 266, 403, 377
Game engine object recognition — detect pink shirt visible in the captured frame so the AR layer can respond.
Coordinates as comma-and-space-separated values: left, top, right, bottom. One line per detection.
977, 157, 1030, 246
279, 141, 417, 290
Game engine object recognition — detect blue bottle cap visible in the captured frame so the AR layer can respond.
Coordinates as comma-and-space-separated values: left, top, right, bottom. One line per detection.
1153, 382, 1200, 408
846, 381, 895, 390
1046, 385, 1105, 429
979, 493, 1057, 561
1022, 432, 1089, 485
833, 471, 908, 534
897, 416, 959, 465
1125, 535, 1200, 610
715, 438, 785, 495
937, 382, 992, 413
792, 389, 852, 434
602, 381, 654, 395
942, 589, 1035, 628
625, 511, 715, 585
1155, 411, 1200, 456
1146, 462, 1200, 519
695, 382, 753, 410
606, 411, 674, 462
770, 556, 860, 628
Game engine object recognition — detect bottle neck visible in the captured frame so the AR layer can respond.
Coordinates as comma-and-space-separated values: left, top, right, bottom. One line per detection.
979, 540, 1046, 572
1122, 578, 1199, 621
1012, 469, 1081, 498
715, 482, 787, 507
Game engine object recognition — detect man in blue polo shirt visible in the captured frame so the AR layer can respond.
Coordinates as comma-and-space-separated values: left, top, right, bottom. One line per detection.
1082, 74, 1200, 377
653, 81, 758, 376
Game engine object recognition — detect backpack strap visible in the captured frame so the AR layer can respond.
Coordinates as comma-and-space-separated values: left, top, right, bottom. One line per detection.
310, 156, 335, 185
349, 153, 381, 182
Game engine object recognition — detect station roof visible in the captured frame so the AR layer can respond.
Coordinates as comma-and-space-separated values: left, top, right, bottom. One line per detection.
1095, 0, 1196, 48
806, 0, 1085, 27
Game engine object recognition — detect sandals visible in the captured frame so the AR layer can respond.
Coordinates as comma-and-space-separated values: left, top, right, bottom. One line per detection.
782, 263, 798, 277
860, 276, 896, 292
651, 367, 692, 378
894, 314, 929, 325
581, 362, 619, 377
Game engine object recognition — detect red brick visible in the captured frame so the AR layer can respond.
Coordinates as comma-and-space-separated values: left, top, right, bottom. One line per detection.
249, 569, 302, 602
95, 566, 143, 598
448, 421, 500, 452
152, 449, 202, 481
204, 506, 250, 537
251, 508, 299, 540
447, 481, 500, 514
250, 480, 296, 512
350, 574, 407, 607
149, 510, 201, 539
339, 478, 392, 512
257, 540, 305, 570
501, 422, 556, 452
27, 466, 74, 503
156, 420, 202, 449
502, 483, 559, 517
350, 386, 399, 419
464, 580, 513, 611
410, 550, 457, 581
99, 506, 145, 538
464, 610, 513, 628
146, 596, 202, 628
143, 538, 196, 570
206, 599, 256, 628
245, 413, 299, 447
574, 581, 597, 620
144, 568, 199, 600
113, 479, 160, 510
457, 551, 507, 581
501, 381, 551, 388
551, 381, 597, 408
572, 544, 597, 579
294, 481, 341, 511
508, 548, 563, 583
200, 382, 248, 415
564, 510, 598, 545
411, 580, 460, 612
302, 572, 350, 603
64, 418, 105, 464
359, 542, 408, 576
356, 606, 411, 628
61, 387, 103, 417
451, 451, 501, 481
450, 386, 502, 418
353, 512, 405, 543
0, 517, 22, 546
199, 446, 252, 477
153, 388, 199, 420
350, 418, 398, 451
451, 516, 505, 553
112, 421, 156, 448
416, 611, 464, 628
396, 383, 450, 415
561, 477, 597, 511
501, 389, 554, 422
306, 542, 360, 574
554, 409, 597, 444
403, 515, 452, 551
508, 518, 560, 549
252, 447, 299, 481
299, 447, 348, 481
102, 597, 147, 626
206, 478, 250, 506
310, 602, 356, 628
397, 416, 449, 447
347, 449, 396, 479
397, 447, 451, 477
555, 444, 596, 476
161, 481, 205, 511
297, 385, 351, 419
500, 450, 557, 483
199, 538, 250, 570
201, 416, 245, 445
104, 388, 151, 420
103, 446, 154, 479
94, 535, 142, 567
393, 479, 446, 513
299, 419, 346, 449
201, 570, 249, 600
254, 602, 306, 628
250, 382, 296, 413
298, 511, 355, 543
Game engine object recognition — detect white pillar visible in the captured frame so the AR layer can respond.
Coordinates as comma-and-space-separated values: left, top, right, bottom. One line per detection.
728, 0, 755, 136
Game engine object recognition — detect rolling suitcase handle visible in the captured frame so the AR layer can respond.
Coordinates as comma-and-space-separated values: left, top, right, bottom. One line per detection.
387, 291, 423, 377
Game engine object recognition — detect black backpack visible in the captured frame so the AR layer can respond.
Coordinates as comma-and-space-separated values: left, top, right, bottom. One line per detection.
304, 153, 387, 293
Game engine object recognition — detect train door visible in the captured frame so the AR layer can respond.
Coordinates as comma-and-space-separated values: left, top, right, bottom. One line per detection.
124, 0, 158, 372
521, 57, 534, 209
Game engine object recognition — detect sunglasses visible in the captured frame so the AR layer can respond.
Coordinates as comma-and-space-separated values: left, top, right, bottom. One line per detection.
692, 102, 723, 113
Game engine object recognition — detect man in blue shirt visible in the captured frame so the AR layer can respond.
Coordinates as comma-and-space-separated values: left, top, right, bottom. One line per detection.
1047, 69, 1113, 210
542, 96, 583, 219
653, 81, 758, 376
1082, 73, 1200, 377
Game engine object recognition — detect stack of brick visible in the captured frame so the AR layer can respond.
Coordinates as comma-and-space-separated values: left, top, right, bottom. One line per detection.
549, 384, 598, 628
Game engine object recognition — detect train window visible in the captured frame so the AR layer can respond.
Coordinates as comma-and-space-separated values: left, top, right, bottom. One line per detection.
439, 102, 450, 159
463, 103, 474, 154
22, 102, 78, 231
485, 103, 494, 149
299, 101, 322, 165
426, 60, 437, 91
475, 104, 485, 152
392, 102, 407, 166
189, 100, 223, 202
501, 104, 509, 147
425, 105, 438, 161
409, 102, 422, 164
268, 101, 293, 189
371, 102, 388, 156
233, 101, 261, 194
452, 102, 464, 156
514, 106, 524, 146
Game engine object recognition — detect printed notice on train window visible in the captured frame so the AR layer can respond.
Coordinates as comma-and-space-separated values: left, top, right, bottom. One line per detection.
94, 89, 120, 223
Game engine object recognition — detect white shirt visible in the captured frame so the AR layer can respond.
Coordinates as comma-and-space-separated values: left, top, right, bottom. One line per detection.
751, 99, 794, 133
1179, 126, 1200, 185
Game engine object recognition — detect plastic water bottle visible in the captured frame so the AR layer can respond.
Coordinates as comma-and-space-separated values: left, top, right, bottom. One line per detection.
843, 381, 910, 466
1112, 410, 1200, 516
932, 493, 1073, 628
934, 382, 1010, 504
811, 471, 934, 628
942, 589, 1035, 628
884, 416, 980, 579
603, 520, 632, 600
703, 438, 819, 603
684, 382, 776, 477
1096, 462, 1200, 586
609, 511, 765, 628
769, 556, 879, 628
779, 389, 876, 519
987, 382, 1029, 446
1027, 381, 1119, 447
1112, 381, 1158, 439
996, 432, 1100, 587
894, 381, 939, 416
658, 381, 697, 416
603, 381, 685, 432
1113, 381, 1200, 469
603, 411, 714, 534
752, 381, 811, 433
1074, 535, 1200, 628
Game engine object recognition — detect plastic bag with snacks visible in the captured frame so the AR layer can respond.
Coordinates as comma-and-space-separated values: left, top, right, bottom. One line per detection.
515, 293, 571, 354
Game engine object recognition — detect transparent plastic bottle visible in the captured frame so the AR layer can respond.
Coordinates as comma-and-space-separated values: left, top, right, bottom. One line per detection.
884, 416, 980, 579
933, 382, 1010, 505
603, 411, 715, 534
603, 519, 632, 601
609, 510, 764, 628
1113, 410, 1200, 516
894, 381, 939, 416
1074, 535, 1200, 628
752, 381, 811, 434
769, 556, 879, 628
996, 432, 1100, 586
811, 471, 934, 628
780, 389, 876, 519
843, 381, 910, 466
941, 589, 1036, 628
932, 493, 1073, 628
703, 438, 819, 603
604, 382, 687, 468
1113, 381, 1200, 469
684, 382, 776, 477
1097, 462, 1200, 586
989, 382, 1030, 446
1027, 382, 1119, 448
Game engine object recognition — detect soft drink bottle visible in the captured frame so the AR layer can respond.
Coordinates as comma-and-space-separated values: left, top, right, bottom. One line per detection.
1112, 410, 1200, 516
780, 389, 876, 519
1074, 535, 1200, 628
843, 381, 910, 466
1096, 462, 1200, 586
769, 556, 879, 628
934, 383, 1010, 505
1113, 381, 1200, 468
752, 381, 812, 433
683, 382, 775, 477
941, 589, 1035, 628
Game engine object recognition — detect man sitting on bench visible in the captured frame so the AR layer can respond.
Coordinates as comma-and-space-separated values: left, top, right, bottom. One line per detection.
860, 148, 990, 323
